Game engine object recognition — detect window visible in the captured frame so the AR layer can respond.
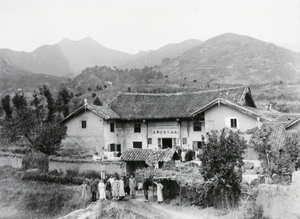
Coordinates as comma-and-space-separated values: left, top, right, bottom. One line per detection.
133, 142, 142, 148
193, 141, 203, 150
134, 123, 141, 133
148, 138, 152, 144
230, 118, 237, 128
182, 138, 187, 144
193, 121, 202, 131
110, 122, 115, 132
81, 120, 87, 129
109, 144, 121, 152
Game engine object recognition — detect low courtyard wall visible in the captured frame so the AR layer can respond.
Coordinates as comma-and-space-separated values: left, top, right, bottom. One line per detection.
49, 156, 126, 177
0, 152, 23, 169
256, 171, 300, 219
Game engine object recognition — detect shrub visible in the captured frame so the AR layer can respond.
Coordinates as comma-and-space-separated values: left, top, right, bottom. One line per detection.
22, 152, 49, 172
79, 170, 101, 179
200, 129, 247, 208
22, 171, 84, 185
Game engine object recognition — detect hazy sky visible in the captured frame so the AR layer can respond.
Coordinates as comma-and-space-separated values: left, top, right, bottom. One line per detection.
0, 0, 299, 53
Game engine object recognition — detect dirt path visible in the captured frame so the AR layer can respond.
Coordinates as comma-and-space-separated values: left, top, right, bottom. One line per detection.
58, 192, 227, 219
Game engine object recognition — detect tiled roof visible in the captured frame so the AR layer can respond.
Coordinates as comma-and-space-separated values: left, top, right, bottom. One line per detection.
285, 116, 300, 129
108, 86, 256, 120
262, 122, 298, 151
121, 148, 176, 162
192, 99, 272, 121
60, 103, 120, 124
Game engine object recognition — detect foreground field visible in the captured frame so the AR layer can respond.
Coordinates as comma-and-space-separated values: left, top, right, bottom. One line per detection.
0, 166, 85, 219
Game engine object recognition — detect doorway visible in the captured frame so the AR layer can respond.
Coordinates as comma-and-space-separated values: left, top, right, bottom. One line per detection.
162, 138, 172, 149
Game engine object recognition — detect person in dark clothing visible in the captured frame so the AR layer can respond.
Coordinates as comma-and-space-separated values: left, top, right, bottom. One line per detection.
143, 177, 150, 202
105, 180, 112, 200
90, 179, 98, 203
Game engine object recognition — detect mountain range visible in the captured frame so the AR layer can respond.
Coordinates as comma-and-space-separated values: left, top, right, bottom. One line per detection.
156, 33, 300, 84
1, 33, 300, 95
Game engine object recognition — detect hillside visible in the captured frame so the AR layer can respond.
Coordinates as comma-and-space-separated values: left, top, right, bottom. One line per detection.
0, 58, 67, 96
0, 37, 137, 77
122, 39, 202, 69
156, 33, 300, 84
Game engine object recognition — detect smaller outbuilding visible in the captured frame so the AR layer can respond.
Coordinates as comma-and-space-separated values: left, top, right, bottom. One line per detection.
121, 148, 178, 175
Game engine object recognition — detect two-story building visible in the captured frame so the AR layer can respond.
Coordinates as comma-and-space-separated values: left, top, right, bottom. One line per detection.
60, 86, 272, 157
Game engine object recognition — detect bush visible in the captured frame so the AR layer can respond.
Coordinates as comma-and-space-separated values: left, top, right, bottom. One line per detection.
22, 171, 84, 185
200, 129, 247, 208
22, 152, 49, 172
79, 170, 101, 179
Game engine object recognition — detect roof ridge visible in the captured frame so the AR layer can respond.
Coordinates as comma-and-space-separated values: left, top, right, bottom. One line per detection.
118, 86, 248, 96
106, 92, 122, 106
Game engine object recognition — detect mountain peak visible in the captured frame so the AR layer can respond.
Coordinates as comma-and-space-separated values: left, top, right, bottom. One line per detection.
58, 38, 74, 44
79, 37, 97, 43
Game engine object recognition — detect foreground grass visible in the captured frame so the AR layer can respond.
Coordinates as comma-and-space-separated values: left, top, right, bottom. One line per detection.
0, 166, 86, 219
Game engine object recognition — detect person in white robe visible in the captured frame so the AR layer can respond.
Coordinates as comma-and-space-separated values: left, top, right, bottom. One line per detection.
129, 175, 136, 198
118, 177, 125, 199
153, 180, 164, 203
98, 179, 106, 200
112, 177, 119, 199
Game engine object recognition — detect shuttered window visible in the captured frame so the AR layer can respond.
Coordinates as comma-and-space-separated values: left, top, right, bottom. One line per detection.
133, 142, 142, 148
193, 121, 202, 131
81, 120, 86, 129
134, 123, 141, 133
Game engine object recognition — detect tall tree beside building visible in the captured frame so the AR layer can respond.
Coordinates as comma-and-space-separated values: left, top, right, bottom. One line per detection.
0, 87, 67, 155
200, 129, 247, 208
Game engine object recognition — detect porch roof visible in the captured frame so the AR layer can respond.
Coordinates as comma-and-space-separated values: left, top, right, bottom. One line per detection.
121, 148, 176, 162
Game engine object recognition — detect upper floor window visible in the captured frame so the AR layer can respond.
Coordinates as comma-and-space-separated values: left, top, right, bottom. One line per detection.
148, 138, 152, 144
193, 121, 202, 131
225, 117, 238, 129
182, 138, 187, 144
134, 123, 141, 133
133, 141, 142, 148
110, 122, 115, 132
231, 118, 237, 128
81, 120, 87, 129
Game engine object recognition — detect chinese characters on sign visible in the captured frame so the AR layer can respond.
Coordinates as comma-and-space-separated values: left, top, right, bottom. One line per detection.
152, 130, 178, 135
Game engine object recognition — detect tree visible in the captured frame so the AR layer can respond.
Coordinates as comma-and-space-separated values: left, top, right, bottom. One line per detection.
200, 129, 247, 208
0, 89, 67, 155
93, 97, 102, 106
250, 125, 300, 178
39, 85, 55, 121
1, 95, 13, 118
56, 86, 72, 118
249, 125, 274, 178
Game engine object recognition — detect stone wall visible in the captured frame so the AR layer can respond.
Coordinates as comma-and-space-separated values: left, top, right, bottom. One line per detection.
0, 153, 23, 169
49, 156, 126, 177
256, 171, 300, 219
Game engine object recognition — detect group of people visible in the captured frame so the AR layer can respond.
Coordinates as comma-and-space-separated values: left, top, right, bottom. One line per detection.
81, 174, 164, 204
